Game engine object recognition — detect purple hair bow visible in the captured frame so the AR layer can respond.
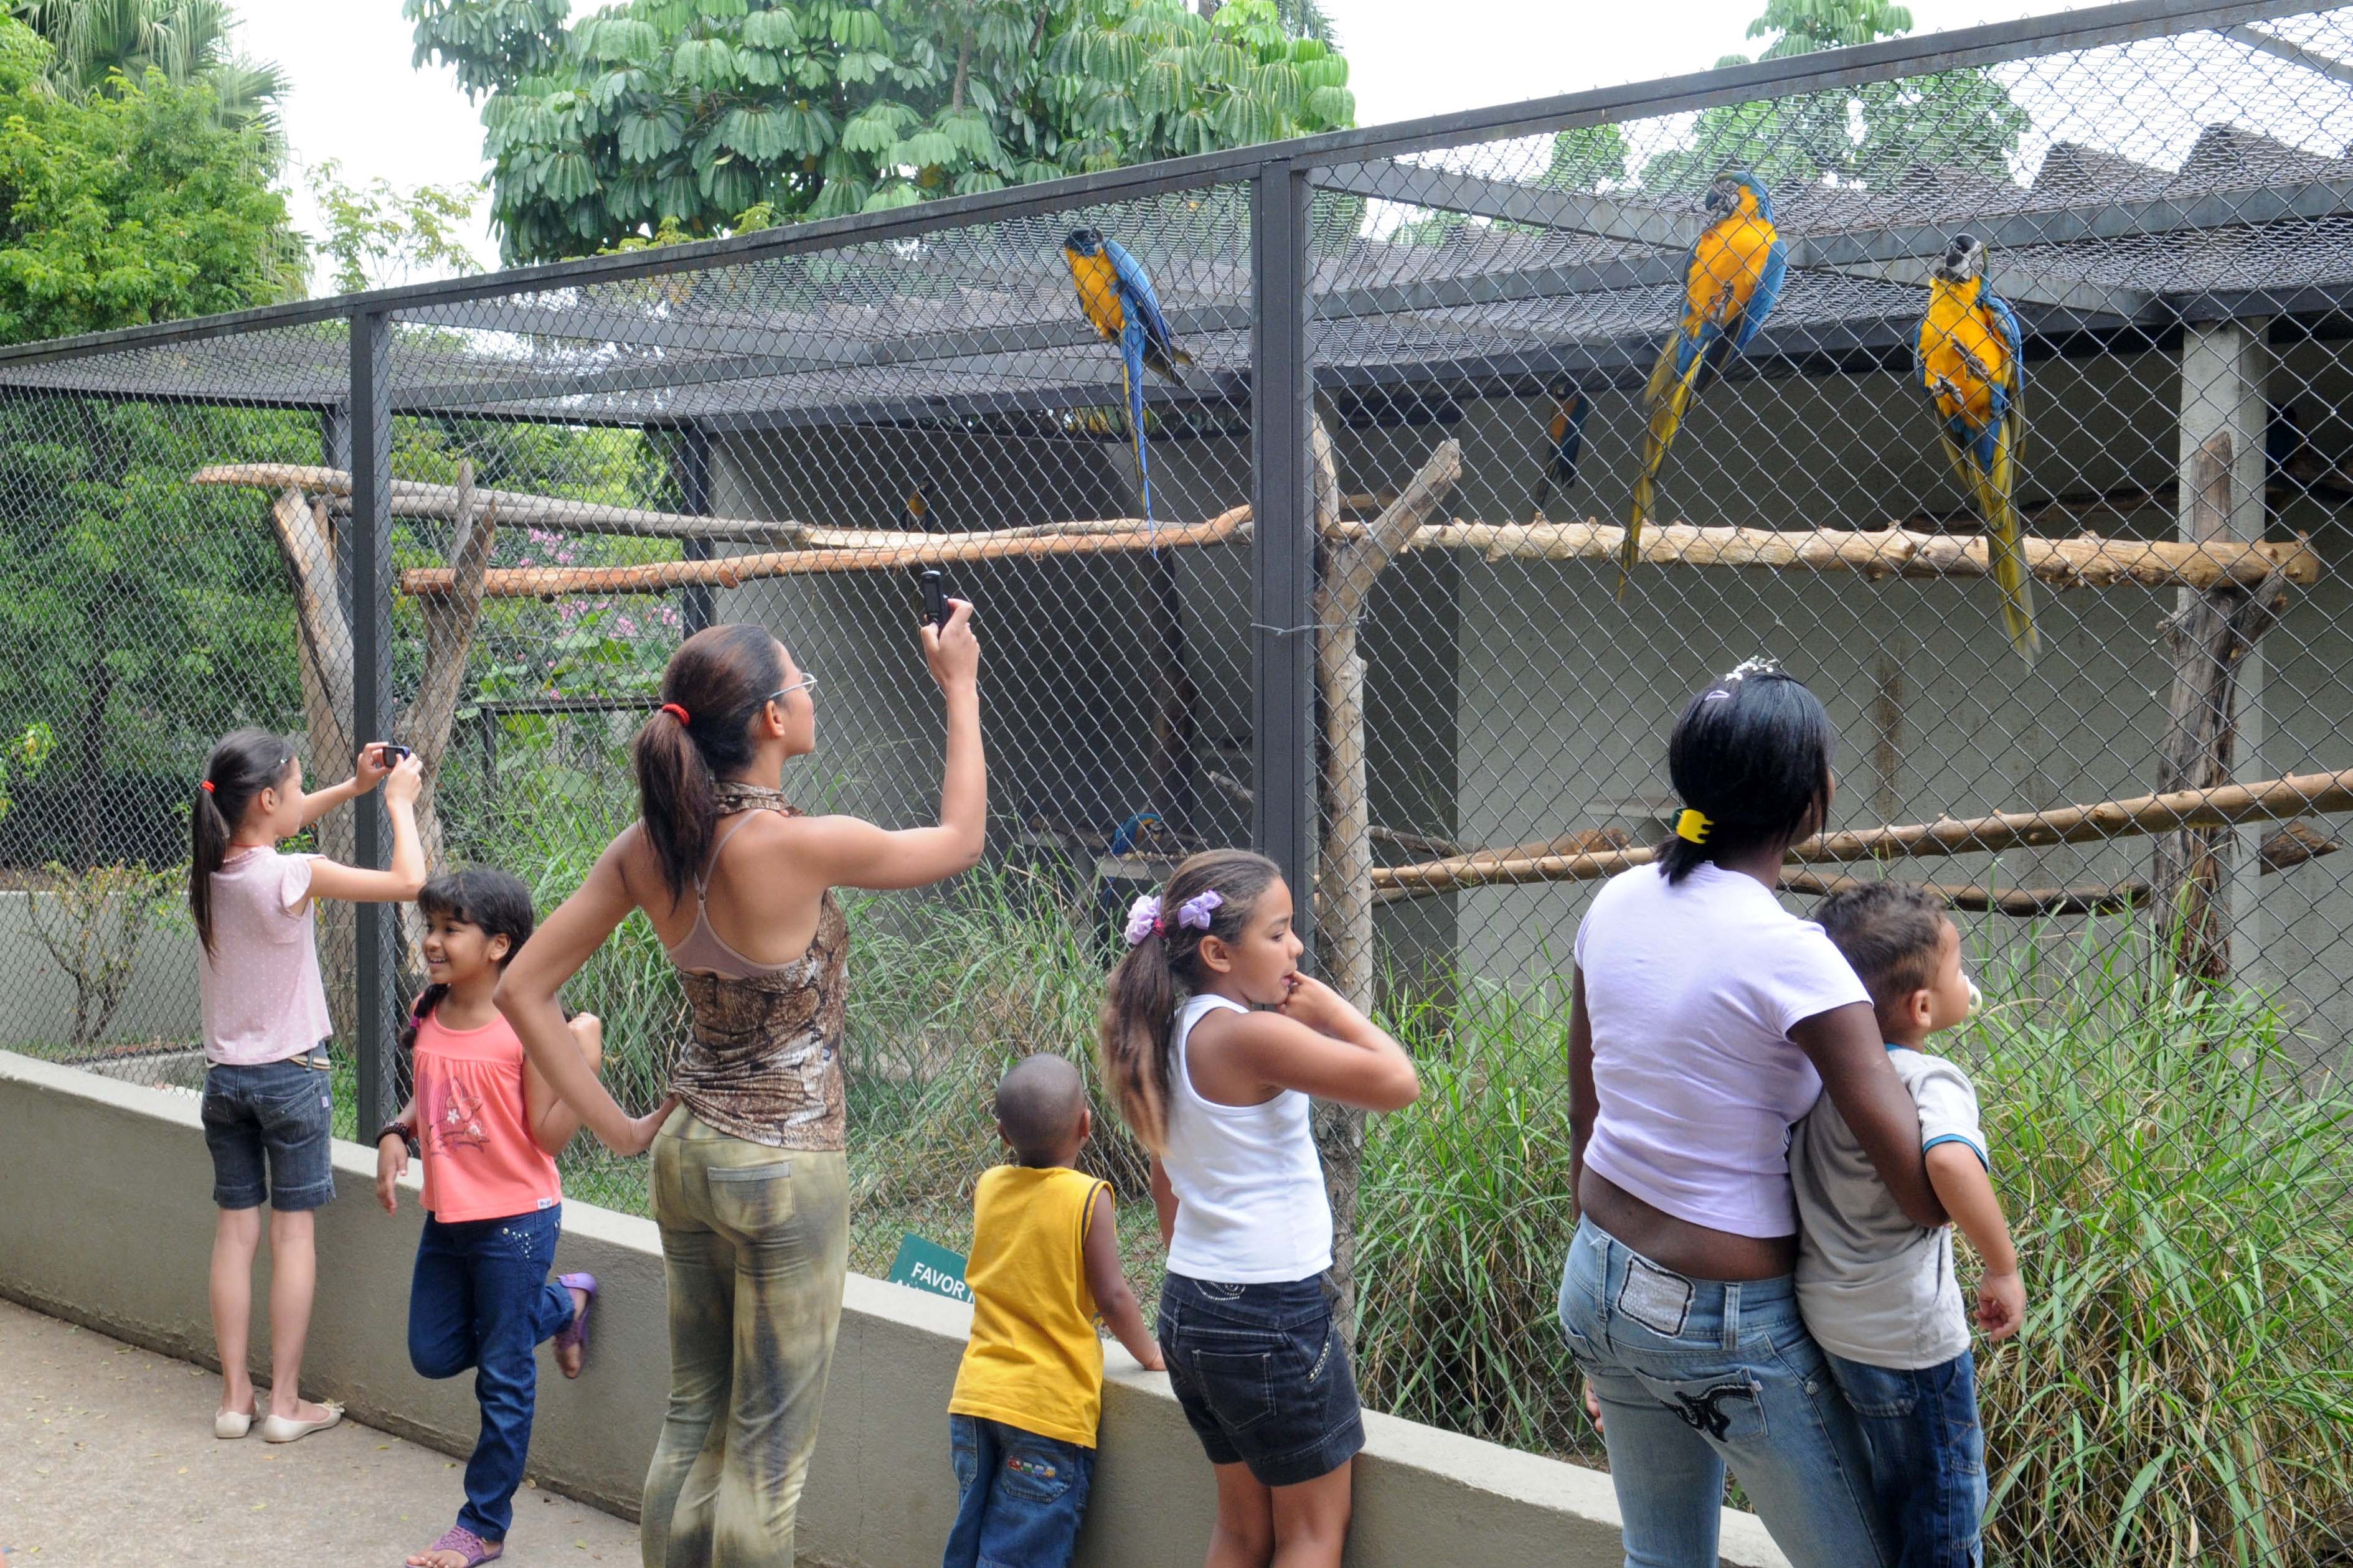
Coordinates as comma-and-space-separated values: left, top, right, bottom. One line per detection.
1123, 888, 1225, 947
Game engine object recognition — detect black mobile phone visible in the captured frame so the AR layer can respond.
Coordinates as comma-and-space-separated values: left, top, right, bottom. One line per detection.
380, 743, 413, 763
919, 568, 948, 629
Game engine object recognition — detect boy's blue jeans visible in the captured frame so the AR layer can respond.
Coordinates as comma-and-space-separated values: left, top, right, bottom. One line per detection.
408, 1205, 574, 1541
942, 1415, 1095, 1568
1825, 1350, 1988, 1568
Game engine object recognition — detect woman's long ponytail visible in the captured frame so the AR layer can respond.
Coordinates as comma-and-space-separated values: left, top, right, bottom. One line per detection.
1096, 848, 1282, 1155
633, 624, 786, 903
189, 730, 298, 958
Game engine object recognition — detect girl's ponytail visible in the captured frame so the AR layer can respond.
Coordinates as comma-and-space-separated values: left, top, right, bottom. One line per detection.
1096, 847, 1283, 1153
188, 729, 298, 957
633, 624, 786, 903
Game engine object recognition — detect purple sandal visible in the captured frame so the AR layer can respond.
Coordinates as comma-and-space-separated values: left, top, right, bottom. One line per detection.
417, 1524, 501, 1566
552, 1272, 597, 1375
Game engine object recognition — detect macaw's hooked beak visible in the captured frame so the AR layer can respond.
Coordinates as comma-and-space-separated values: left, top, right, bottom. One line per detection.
1935, 233, 1983, 283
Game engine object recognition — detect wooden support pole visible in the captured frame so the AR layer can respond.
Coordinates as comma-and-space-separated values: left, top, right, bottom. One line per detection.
1307, 423, 1463, 1341
1369, 768, 2353, 899
2157, 321, 2279, 985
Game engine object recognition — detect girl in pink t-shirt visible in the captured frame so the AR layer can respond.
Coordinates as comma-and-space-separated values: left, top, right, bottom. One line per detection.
191, 728, 425, 1447
375, 868, 602, 1568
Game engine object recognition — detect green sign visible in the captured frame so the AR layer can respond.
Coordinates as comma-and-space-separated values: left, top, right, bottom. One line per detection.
886, 1234, 973, 1304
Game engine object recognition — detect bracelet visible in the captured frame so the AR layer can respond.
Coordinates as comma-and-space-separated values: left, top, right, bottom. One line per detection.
375, 1120, 418, 1156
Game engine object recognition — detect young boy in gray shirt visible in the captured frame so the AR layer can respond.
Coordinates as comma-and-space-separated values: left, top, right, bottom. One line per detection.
1792, 883, 2025, 1568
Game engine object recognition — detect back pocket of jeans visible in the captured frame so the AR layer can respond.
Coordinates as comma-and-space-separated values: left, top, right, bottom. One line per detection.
1628, 1368, 1770, 1444
706, 1159, 795, 1229
1190, 1347, 1276, 1432
997, 1440, 1076, 1503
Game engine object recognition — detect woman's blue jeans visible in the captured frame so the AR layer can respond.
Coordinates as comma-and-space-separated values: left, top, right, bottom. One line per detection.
1557, 1217, 1893, 1568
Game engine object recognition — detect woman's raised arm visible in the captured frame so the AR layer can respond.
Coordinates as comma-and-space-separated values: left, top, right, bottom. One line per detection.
496, 831, 674, 1155
802, 599, 986, 892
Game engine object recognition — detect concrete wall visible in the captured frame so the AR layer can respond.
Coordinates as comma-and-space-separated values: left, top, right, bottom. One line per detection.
0, 1051, 1788, 1568
0, 889, 202, 1052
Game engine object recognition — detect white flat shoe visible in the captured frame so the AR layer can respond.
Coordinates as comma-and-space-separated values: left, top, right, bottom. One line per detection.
258, 1402, 343, 1444
213, 1406, 255, 1440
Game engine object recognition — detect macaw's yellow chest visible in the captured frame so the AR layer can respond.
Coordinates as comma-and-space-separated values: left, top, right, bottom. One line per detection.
1921, 283, 2009, 429
1684, 214, 1777, 330
1066, 252, 1126, 340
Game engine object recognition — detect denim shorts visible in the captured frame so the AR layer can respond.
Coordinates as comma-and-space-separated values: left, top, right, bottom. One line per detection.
200, 1048, 336, 1211
1158, 1271, 1364, 1488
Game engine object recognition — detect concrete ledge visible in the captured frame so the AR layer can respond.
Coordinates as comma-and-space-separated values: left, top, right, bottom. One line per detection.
0, 1050, 1786, 1567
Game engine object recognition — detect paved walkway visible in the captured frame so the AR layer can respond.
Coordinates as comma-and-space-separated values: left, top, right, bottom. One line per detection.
0, 1297, 641, 1566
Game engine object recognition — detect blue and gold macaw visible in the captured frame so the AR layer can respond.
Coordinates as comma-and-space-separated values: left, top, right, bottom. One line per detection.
1064, 227, 1194, 542
1529, 374, 1590, 523
1626, 172, 1788, 594
1918, 232, 2037, 664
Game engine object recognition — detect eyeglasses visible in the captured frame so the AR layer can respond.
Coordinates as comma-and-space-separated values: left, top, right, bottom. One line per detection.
765, 672, 816, 706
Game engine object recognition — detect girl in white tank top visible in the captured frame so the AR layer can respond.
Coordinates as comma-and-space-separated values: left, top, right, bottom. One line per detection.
1096, 848, 1419, 1568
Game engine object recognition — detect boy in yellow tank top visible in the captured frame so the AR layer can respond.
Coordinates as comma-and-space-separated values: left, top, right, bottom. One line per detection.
944, 1055, 1162, 1568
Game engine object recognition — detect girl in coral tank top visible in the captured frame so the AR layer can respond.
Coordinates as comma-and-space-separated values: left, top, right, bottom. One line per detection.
374, 868, 604, 1568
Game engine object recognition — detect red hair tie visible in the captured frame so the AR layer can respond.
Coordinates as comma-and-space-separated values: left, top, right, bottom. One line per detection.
199, 780, 215, 794
660, 702, 691, 725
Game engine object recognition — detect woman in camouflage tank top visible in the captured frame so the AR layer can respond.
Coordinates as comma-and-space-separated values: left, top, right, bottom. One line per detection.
497, 613, 984, 1568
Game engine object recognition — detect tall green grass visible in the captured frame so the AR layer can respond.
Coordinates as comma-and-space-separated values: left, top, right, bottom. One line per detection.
1966, 928, 2353, 1567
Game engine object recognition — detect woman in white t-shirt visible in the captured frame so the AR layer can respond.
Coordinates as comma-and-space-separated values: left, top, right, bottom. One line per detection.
1559, 660, 1945, 1568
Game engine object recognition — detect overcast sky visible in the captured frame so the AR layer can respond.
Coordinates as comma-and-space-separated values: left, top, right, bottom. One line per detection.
227, 1, 2184, 282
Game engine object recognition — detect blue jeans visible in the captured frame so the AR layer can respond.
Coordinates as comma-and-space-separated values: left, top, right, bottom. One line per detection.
408, 1206, 574, 1541
942, 1415, 1095, 1568
200, 1048, 335, 1211
1826, 1351, 1986, 1568
1558, 1218, 1893, 1568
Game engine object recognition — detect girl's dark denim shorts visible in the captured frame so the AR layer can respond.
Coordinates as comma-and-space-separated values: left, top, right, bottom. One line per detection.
1157, 1270, 1364, 1488
200, 1047, 336, 1212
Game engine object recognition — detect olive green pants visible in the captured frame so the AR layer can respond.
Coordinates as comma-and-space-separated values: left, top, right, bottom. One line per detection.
643, 1109, 849, 1568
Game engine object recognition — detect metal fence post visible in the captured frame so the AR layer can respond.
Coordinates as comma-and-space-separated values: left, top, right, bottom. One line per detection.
349, 311, 392, 1137
1252, 160, 1316, 963
678, 422, 715, 638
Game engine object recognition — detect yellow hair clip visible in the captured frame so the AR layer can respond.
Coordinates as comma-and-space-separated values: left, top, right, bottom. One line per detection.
1675, 809, 1713, 845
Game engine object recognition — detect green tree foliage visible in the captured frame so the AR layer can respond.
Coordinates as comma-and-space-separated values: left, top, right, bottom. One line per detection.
0, 395, 314, 863
407, 0, 1355, 263
0, 17, 304, 342
1641, 0, 2026, 194
307, 158, 485, 294
9, 0, 288, 143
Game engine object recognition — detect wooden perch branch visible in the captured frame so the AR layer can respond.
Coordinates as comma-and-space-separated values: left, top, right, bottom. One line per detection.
1372, 519, 2319, 591
1371, 768, 2353, 899
1781, 824, 2336, 917
400, 506, 1254, 598
193, 464, 806, 547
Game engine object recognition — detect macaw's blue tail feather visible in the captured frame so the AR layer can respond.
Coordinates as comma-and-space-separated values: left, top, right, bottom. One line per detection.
1123, 347, 1154, 551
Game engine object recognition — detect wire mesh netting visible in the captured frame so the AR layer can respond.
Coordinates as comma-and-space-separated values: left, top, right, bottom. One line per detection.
0, 6, 2349, 1562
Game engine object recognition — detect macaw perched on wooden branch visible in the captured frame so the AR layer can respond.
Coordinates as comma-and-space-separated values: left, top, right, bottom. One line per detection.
1529, 375, 1590, 523
1918, 232, 2038, 664
1626, 172, 1787, 596
1065, 227, 1194, 543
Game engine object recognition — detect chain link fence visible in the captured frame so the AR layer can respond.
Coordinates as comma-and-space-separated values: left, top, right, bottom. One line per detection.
1, 3, 2349, 1561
